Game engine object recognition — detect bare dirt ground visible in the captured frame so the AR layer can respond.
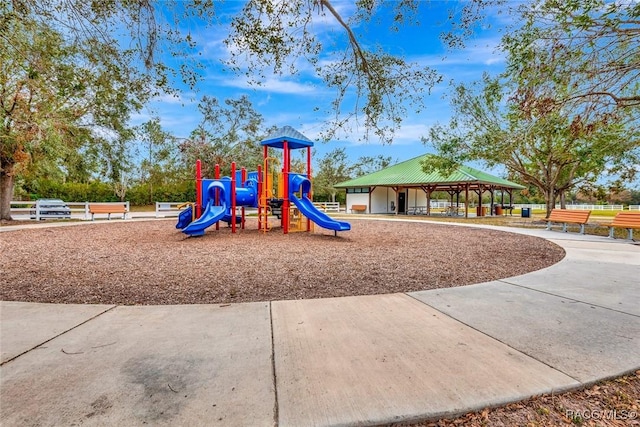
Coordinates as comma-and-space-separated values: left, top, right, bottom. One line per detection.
1, 218, 564, 305
2, 217, 638, 426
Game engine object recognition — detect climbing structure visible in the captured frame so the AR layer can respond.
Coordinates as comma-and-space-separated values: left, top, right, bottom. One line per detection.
177, 126, 350, 236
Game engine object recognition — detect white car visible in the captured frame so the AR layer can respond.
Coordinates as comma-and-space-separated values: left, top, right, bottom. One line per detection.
30, 199, 72, 219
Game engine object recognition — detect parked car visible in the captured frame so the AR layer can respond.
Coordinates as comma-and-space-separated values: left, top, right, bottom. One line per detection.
30, 199, 72, 219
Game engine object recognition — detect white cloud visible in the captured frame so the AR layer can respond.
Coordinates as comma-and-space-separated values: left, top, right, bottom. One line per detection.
415, 36, 505, 68
220, 75, 318, 95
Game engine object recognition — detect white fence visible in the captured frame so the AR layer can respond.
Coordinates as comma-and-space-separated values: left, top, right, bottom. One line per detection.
514, 204, 626, 211
10, 200, 130, 220
154, 201, 343, 218
630, 205, 640, 210
312, 201, 342, 212
155, 202, 185, 217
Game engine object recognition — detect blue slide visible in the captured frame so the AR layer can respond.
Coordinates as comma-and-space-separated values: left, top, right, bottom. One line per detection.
289, 174, 350, 232
175, 205, 193, 229
182, 181, 228, 237
181, 199, 227, 237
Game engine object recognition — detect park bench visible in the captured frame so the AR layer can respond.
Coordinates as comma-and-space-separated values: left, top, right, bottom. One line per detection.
89, 203, 128, 220
603, 212, 640, 240
546, 209, 591, 234
350, 204, 367, 213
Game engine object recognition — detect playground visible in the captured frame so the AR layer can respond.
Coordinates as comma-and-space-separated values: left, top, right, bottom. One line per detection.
176, 126, 350, 237
0, 125, 564, 305
0, 218, 565, 305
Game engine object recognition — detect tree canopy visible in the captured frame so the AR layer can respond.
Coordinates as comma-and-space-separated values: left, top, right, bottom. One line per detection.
504, 0, 640, 113
423, 0, 640, 215
178, 95, 267, 178
3, 0, 475, 218
0, 9, 150, 219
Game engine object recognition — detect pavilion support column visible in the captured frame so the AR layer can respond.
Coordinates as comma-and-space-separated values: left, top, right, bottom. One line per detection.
477, 184, 485, 217
465, 184, 469, 218
421, 185, 432, 216
392, 186, 399, 216
489, 187, 495, 216
369, 186, 376, 214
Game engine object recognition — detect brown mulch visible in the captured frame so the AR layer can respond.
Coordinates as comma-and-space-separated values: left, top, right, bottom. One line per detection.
1, 218, 564, 305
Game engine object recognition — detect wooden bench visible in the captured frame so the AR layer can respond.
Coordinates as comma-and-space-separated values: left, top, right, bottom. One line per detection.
89, 203, 127, 220
603, 212, 640, 240
350, 204, 367, 213
546, 209, 591, 234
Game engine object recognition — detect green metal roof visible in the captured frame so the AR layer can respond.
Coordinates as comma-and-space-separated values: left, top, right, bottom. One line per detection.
334, 154, 525, 189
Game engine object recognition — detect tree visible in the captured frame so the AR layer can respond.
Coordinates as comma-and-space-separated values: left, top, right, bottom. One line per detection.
351, 154, 393, 177
423, 0, 640, 216
424, 74, 637, 216
313, 148, 351, 202
226, 0, 443, 144
14, 0, 461, 145
504, 0, 640, 113
3, 0, 503, 218
9, 0, 210, 93
0, 9, 149, 219
136, 118, 180, 204
178, 96, 266, 177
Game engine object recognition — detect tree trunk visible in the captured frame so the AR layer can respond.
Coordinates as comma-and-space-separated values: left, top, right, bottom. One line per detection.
559, 190, 566, 209
544, 187, 556, 218
1, 164, 15, 221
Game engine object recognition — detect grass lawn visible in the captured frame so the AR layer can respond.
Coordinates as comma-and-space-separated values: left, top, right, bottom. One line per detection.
128, 204, 156, 212
372, 208, 636, 240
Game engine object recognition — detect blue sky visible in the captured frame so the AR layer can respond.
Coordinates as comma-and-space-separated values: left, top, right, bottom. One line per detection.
132, 1, 511, 168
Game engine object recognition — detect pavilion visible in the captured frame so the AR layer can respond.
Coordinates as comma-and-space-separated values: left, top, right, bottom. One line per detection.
334, 154, 525, 217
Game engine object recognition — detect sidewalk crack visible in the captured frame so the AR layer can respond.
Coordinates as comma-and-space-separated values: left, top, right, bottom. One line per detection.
269, 301, 279, 426
0, 305, 117, 366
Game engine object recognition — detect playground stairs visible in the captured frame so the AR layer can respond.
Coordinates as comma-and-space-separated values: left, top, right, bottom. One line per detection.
288, 207, 312, 232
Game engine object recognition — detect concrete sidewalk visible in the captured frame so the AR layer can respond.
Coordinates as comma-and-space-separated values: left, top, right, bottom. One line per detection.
1, 224, 639, 426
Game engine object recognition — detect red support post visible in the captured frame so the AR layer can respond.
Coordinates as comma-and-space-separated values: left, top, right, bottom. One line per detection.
306, 147, 312, 231
231, 162, 237, 233
215, 164, 220, 230
195, 159, 202, 218
241, 167, 247, 230
282, 141, 289, 234
257, 165, 263, 231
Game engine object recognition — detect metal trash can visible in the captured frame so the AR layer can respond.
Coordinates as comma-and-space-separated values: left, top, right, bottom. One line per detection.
521, 207, 531, 218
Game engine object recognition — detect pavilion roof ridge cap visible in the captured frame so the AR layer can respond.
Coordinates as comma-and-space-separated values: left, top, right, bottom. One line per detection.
457, 167, 478, 181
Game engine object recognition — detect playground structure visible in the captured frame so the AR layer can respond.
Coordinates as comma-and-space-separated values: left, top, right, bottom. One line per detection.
176, 126, 350, 237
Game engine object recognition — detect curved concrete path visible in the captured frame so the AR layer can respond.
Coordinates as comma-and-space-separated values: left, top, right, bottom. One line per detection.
1, 220, 639, 426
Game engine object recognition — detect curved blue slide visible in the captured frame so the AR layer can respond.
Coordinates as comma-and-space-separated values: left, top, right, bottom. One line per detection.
182, 181, 228, 237
289, 174, 350, 232
176, 205, 193, 229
